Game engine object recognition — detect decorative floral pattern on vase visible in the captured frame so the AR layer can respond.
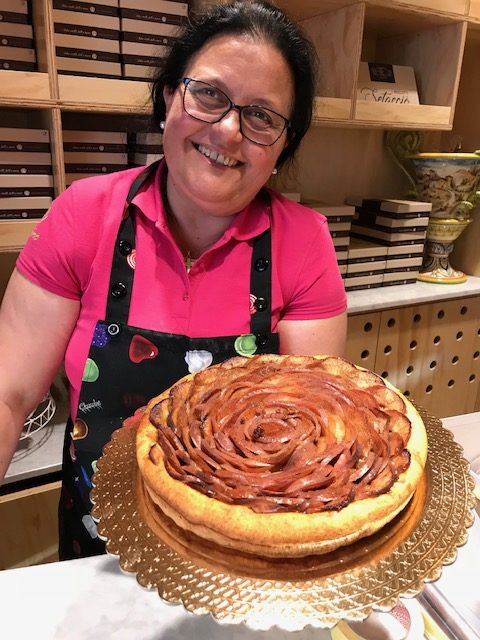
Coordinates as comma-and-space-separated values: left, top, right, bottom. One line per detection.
410, 156, 480, 219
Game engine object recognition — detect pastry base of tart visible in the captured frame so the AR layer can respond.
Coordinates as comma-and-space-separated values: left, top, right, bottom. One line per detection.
136, 356, 428, 558
135, 464, 428, 578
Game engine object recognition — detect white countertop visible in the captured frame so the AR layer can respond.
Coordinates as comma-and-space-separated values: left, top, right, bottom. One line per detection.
347, 275, 480, 314
0, 414, 479, 639
3, 381, 69, 486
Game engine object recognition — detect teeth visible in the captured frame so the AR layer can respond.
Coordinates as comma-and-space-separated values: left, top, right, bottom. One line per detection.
197, 144, 238, 167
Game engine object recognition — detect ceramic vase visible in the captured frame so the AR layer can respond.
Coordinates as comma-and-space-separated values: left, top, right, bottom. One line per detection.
409, 153, 480, 283
385, 132, 480, 284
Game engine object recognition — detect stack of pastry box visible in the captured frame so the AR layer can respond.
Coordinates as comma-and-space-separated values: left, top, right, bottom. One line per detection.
346, 198, 432, 291
0, 127, 53, 234
63, 130, 128, 186
0, 0, 36, 72
128, 132, 164, 166
52, 0, 122, 78
119, 0, 188, 81
301, 201, 355, 279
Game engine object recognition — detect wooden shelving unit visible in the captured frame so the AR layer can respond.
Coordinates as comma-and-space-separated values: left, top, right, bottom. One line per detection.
295, 1, 468, 129
0, 0, 477, 252
0, 0, 477, 245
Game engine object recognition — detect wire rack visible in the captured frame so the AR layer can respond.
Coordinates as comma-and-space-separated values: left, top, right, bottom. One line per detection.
20, 392, 56, 440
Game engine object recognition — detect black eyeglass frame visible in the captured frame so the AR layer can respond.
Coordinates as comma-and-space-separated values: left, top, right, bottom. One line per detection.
181, 77, 292, 147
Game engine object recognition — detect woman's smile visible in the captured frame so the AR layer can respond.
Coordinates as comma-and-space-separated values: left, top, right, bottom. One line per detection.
193, 142, 241, 168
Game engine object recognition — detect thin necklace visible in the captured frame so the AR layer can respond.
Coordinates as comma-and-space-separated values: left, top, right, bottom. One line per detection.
161, 170, 196, 272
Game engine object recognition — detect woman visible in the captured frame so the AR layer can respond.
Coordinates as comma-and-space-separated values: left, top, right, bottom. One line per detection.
0, 0, 347, 558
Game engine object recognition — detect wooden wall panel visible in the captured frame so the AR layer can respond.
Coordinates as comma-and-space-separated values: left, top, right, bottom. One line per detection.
373, 296, 480, 417
0, 481, 61, 570
346, 311, 381, 371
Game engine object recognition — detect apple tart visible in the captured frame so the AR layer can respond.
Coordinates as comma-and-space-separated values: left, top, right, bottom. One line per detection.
136, 355, 427, 557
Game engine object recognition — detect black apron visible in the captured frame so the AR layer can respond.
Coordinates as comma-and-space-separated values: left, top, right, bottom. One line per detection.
58, 161, 279, 559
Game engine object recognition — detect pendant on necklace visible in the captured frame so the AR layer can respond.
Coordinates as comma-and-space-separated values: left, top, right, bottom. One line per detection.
184, 251, 195, 272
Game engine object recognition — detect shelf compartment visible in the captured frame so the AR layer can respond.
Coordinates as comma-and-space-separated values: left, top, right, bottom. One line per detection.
354, 6, 467, 129
0, 71, 52, 106
300, 3, 364, 122
57, 75, 151, 114
0, 220, 38, 252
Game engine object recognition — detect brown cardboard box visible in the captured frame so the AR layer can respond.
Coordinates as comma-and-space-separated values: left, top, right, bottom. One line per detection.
0, 174, 54, 197
382, 270, 419, 286
0, 196, 52, 218
121, 30, 176, 47
65, 163, 127, 173
56, 56, 121, 76
386, 243, 424, 256
304, 201, 355, 219
344, 273, 384, 291
0, 151, 51, 165
347, 260, 386, 275
348, 237, 388, 259
63, 151, 128, 164
121, 63, 155, 80
385, 256, 424, 270
135, 132, 163, 146
53, 8, 120, 31
63, 130, 127, 144
347, 197, 433, 214
375, 215, 429, 228
121, 52, 167, 67
0, 22, 33, 40
120, 18, 179, 38
351, 223, 427, 244
119, 0, 188, 16
0, 45, 35, 62
132, 152, 163, 166
55, 33, 120, 53
65, 173, 105, 184
53, 0, 119, 14
0, 0, 28, 14
64, 141, 127, 152
120, 40, 169, 58
0, 59, 34, 71
0, 127, 50, 143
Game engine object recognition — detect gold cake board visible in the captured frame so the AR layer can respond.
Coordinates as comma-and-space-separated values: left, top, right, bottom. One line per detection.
91, 407, 475, 631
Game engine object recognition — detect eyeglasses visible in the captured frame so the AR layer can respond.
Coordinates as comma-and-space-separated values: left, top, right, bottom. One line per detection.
181, 77, 291, 146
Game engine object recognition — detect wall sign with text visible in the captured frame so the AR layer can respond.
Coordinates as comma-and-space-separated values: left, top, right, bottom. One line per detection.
357, 62, 419, 105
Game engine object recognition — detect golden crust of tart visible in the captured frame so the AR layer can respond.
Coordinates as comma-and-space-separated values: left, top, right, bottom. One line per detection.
136, 355, 427, 557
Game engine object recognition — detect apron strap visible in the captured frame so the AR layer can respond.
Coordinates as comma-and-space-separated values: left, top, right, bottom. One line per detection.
249, 190, 273, 344
105, 161, 161, 325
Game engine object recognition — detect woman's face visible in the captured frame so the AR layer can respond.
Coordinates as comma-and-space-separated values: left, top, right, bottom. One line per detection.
162, 34, 294, 218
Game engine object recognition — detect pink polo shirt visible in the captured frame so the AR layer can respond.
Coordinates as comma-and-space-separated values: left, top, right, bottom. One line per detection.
17, 162, 346, 417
